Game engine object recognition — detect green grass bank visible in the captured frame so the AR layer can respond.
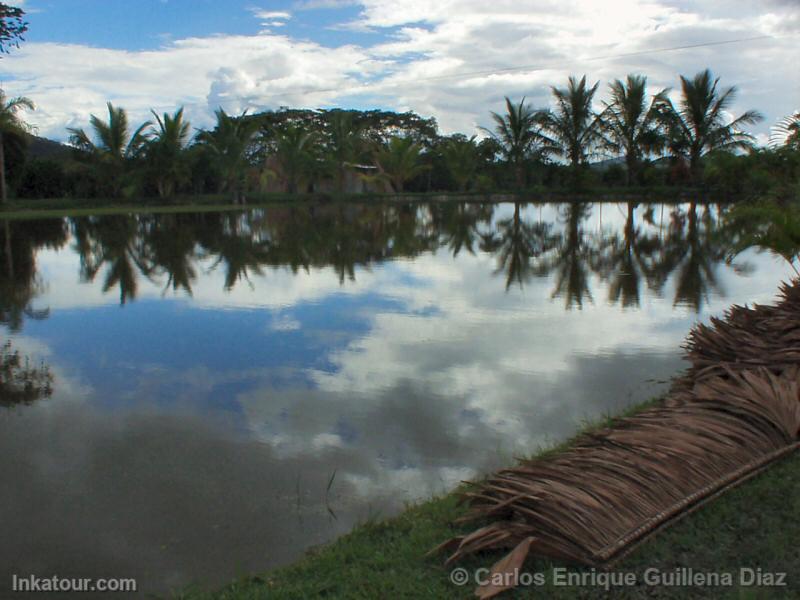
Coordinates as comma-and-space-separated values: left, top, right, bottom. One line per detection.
175, 399, 799, 599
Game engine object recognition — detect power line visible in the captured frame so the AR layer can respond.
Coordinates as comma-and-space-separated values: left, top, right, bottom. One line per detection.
260, 33, 787, 101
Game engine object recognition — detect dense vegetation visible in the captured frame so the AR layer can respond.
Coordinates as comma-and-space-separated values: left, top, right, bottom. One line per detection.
2, 70, 798, 204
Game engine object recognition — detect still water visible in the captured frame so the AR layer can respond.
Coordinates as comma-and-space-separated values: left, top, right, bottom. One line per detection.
0, 201, 792, 596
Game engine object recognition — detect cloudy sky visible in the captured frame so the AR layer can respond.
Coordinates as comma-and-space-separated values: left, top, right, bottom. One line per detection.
0, 0, 798, 142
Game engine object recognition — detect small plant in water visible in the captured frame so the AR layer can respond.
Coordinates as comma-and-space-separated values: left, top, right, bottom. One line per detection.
0, 340, 53, 406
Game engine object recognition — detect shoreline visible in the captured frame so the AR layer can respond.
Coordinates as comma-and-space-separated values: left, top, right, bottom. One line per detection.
174, 393, 799, 598
0, 188, 733, 220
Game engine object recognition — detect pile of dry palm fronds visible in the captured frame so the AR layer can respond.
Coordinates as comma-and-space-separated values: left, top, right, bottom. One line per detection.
434, 280, 800, 598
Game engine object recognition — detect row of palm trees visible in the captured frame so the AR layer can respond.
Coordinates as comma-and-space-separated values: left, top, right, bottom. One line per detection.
487, 70, 765, 187
2, 68, 797, 202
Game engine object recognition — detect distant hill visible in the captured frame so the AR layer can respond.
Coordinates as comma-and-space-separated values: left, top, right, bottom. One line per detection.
26, 134, 71, 160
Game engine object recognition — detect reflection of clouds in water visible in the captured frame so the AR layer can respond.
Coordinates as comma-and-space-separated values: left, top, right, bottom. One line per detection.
269, 313, 302, 331
0, 405, 378, 596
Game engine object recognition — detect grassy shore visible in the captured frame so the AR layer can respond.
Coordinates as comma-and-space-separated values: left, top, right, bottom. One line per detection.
174, 400, 799, 599
0, 187, 712, 219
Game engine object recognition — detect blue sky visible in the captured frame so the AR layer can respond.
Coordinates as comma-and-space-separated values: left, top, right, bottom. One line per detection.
2, 0, 798, 141
24, 1, 377, 50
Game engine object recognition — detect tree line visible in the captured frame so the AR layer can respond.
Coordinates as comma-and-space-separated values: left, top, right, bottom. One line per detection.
1, 68, 798, 202
0, 1, 798, 203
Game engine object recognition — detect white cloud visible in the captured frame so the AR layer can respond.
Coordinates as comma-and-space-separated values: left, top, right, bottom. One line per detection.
251, 10, 293, 20
0, 0, 797, 140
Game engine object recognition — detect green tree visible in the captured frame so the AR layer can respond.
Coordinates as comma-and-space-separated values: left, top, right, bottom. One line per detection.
196, 109, 258, 203
663, 69, 763, 184
483, 97, 543, 189
147, 107, 191, 198
0, 3, 27, 54
599, 74, 669, 185
538, 76, 602, 175
68, 102, 152, 197
273, 124, 318, 194
371, 136, 428, 193
0, 90, 33, 203
441, 135, 479, 192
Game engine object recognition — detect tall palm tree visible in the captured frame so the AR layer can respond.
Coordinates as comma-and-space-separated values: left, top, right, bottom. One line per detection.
664, 69, 763, 184
600, 75, 670, 185
273, 124, 318, 194
371, 136, 428, 193
196, 108, 258, 203
325, 111, 364, 193
538, 76, 602, 173
0, 91, 33, 204
483, 97, 543, 189
147, 107, 191, 198
68, 102, 152, 197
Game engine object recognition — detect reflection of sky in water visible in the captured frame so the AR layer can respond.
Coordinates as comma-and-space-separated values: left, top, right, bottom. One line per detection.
0, 202, 793, 597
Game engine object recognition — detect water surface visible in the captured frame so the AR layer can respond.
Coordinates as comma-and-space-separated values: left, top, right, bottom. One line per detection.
0, 201, 791, 596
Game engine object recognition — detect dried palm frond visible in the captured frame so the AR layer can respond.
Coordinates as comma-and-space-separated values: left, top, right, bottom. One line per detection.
435, 280, 800, 598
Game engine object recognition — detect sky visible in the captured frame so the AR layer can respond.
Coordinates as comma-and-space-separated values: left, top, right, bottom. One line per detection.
0, 0, 798, 143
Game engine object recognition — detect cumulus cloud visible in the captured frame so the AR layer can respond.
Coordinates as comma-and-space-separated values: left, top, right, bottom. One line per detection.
0, 0, 797, 140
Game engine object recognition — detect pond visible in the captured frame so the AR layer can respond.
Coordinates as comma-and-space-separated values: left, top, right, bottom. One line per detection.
0, 200, 792, 596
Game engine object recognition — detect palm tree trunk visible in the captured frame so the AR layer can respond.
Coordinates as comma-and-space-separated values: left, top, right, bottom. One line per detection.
3, 219, 12, 278
0, 131, 6, 205
626, 154, 636, 187
337, 164, 346, 194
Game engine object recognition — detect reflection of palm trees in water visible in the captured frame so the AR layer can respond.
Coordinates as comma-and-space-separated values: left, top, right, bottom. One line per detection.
435, 202, 494, 258
481, 202, 557, 290
14, 203, 738, 309
73, 215, 152, 305
1, 218, 67, 329
139, 214, 199, 296
205, 212, 272, 291
648, 202, 726, 312
549, 203, 596, 309
597, 202, 661, 308
0, 220, 62, 407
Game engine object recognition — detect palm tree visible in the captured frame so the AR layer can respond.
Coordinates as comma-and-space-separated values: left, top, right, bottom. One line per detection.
147, 107, 191, 198
600, 75, 670, 185
538, 76, 602, 175
0, 91, 33, 204
273, 124, 318, 194
196, 109, 258, 203
483, 97, 543, 189
325, 111, 364, 193
68, 102, 152, 197
770, 111, 800, 149
663, 69, 763, 184
441, 135, 479, 192
371, 136, 428, 193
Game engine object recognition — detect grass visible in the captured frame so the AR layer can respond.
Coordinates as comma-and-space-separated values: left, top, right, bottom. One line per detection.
174, 398, 799, 599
